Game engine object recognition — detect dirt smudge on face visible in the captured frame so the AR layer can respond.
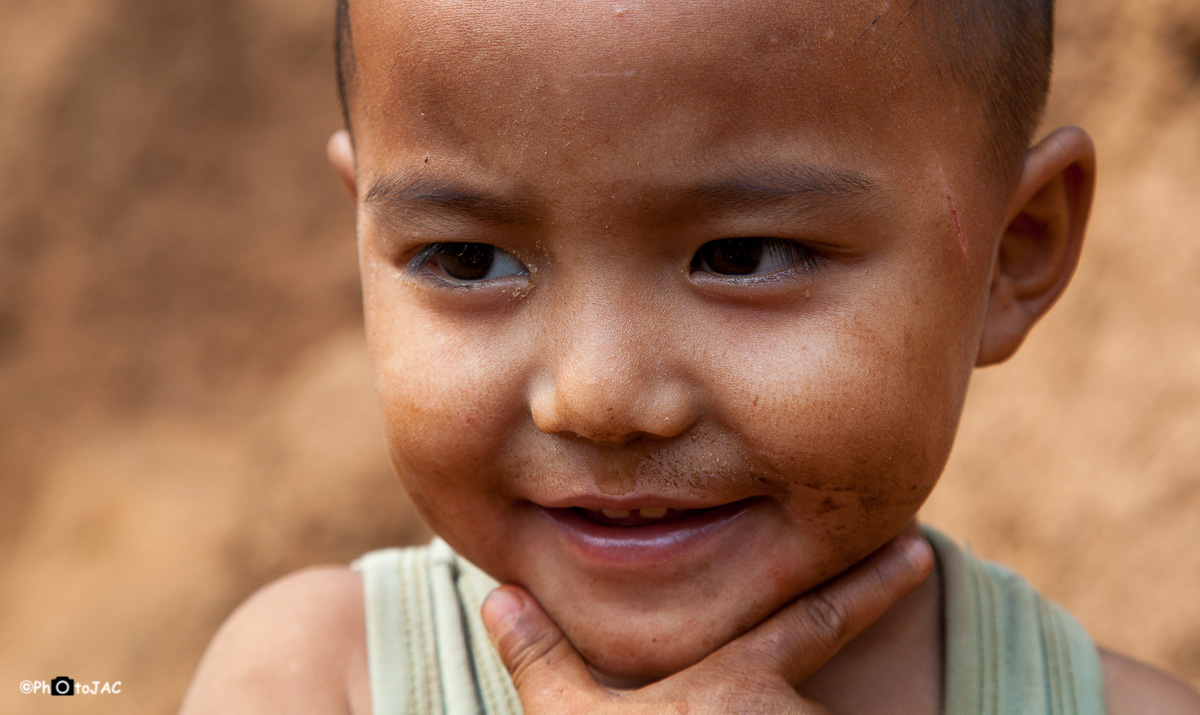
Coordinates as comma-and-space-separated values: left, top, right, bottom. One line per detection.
815, 496, 845, 515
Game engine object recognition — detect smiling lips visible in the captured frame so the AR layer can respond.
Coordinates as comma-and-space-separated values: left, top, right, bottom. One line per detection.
538, 499, 759, 567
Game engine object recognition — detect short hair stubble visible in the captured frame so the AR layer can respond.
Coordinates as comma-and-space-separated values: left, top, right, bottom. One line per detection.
333, 0, 1054, 180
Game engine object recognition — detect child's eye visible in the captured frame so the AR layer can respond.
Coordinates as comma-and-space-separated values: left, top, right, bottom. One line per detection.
410, 243, 530, 283
690, 237, 820, 277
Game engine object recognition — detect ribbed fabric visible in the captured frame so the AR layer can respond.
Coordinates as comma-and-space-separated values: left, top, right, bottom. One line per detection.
928, 528, 1107, 715
352, 540, 519, 715
353, 529, 1106, 714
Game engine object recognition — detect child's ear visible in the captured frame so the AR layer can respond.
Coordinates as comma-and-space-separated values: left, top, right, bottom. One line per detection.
976, 126, 1096, 366
327, 129, 357, 201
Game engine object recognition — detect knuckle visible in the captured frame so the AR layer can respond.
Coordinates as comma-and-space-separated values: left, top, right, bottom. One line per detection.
801, 591, 849, 651
502, 623, 568, 686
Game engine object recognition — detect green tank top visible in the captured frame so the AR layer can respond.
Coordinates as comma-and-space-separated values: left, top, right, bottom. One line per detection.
352, 527, 1106, 714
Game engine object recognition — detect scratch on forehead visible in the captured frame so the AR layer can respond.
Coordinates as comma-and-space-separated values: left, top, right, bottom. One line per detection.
853, 0, 895, 46
948, 196, 965, 255
851, 0, 921, 53
936, 166, 967, 257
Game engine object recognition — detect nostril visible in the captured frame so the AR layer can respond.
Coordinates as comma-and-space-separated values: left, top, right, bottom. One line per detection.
528, 372, 698, 443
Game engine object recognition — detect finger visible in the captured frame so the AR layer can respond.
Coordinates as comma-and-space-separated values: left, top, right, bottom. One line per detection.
481, 586, 603, 703
707, 535, 934, 685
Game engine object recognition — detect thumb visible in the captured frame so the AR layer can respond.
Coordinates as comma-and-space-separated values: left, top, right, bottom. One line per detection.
481, 586, 600, 703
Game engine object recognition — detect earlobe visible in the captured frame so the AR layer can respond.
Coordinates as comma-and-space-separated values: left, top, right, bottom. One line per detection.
976, 127, 1097, 366
327, 129, 357, 201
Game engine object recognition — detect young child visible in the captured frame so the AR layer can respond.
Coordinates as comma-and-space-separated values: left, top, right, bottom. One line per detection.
182, 0, 1200, 712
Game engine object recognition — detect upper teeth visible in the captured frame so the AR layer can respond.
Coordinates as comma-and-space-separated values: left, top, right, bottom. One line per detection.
599, 507, 669, 519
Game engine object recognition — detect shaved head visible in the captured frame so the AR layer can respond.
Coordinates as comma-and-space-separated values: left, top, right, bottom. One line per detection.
334, 0, 1052, 180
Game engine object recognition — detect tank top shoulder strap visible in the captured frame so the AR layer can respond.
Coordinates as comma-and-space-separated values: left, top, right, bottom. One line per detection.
355, 531, 1104, 714
352, 540, 522, 715
924, 526, 1107, 715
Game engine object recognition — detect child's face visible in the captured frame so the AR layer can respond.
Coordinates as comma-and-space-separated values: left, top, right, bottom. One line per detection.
348, 0, 1006, 682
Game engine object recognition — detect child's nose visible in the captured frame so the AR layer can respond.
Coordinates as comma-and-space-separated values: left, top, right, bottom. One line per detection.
528, 299, 700, 444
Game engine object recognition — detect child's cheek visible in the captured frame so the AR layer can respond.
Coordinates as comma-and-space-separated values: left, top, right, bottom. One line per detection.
717, 305, 963, 530
361, 278, 533, 512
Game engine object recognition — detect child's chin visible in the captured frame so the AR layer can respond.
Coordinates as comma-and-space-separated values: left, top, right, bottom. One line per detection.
582, 651, 700, 688
571, 625, 736, 687
544, 574, 796, 686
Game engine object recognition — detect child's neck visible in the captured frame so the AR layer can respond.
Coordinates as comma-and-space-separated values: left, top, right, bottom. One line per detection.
797, 519, 944, 714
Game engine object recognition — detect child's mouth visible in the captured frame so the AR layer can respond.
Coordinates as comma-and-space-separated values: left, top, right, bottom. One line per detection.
535, 499, 759, 569
573, 506, 699, 527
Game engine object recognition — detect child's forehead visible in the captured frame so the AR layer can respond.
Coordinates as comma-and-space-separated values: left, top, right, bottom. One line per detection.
357, 0, 836, 61
350, 0, 980, 197
353, 0, 943, 114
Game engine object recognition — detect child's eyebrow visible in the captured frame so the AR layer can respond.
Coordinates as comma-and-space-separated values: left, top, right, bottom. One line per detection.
364, 163, 882, 231
364, 173, 540, 230
680, 164, 881, 219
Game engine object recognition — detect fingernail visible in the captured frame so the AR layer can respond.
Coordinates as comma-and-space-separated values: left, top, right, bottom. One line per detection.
482, 588, 526, 634
897, 537, 934, 571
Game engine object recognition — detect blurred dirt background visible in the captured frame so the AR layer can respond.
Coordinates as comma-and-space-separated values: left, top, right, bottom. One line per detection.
0, 0, 1197, 713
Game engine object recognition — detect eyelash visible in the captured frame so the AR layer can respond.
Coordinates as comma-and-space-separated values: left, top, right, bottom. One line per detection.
690, 237, 823, 279
407, 243, 530, 284
406, 237, 823, 285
